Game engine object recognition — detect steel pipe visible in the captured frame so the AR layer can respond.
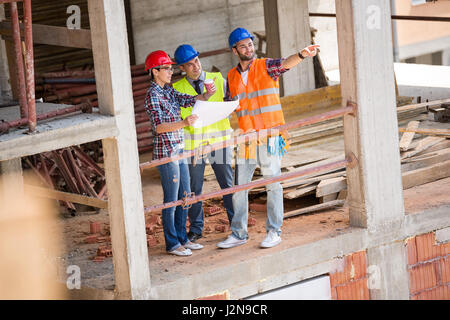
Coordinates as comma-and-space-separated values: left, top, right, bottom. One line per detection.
140, 104, 355, 171
309, 12, 450, 22
0, 102, 92, 134
144, 157, 350, 213
9, 1, 28, 119
23, 0, 36, 132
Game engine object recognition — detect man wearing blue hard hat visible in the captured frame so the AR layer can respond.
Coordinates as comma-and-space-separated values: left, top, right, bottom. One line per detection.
173, 44, 234, 243
217, 27, 320, 250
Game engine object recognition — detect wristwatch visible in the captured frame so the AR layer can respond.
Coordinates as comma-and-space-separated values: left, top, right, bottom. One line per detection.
298, 51, 306, 59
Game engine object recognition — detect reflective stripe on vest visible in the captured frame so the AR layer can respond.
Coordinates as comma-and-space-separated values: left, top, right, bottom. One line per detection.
250, 104, 282, 117
185, 129, 232, 141
228, 58, 285, 131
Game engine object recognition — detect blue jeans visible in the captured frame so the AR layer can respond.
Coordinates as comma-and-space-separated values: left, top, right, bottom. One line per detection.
157, 154, 191, 252
188, 147, 234, 235
231, 143, 284, 240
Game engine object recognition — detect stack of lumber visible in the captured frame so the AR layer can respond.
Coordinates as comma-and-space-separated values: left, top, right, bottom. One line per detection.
245, 100, 450, 218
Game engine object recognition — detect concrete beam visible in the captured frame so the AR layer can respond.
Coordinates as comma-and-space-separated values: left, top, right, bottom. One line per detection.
88, 0, 151, 300
263, 0, 315, 96
0, 113, 117, 161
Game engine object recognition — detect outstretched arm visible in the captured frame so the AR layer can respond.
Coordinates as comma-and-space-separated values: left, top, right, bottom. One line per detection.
281, 44, 320, 70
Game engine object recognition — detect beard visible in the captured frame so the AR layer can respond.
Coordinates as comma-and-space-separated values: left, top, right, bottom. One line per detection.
238, 51, 255, 61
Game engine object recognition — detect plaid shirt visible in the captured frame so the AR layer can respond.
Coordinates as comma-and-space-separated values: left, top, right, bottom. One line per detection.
224, 58, 287, 101
144, 81, 196, 160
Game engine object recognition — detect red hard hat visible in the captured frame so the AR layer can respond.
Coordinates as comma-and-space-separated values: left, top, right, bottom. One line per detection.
144, 50, 175, 71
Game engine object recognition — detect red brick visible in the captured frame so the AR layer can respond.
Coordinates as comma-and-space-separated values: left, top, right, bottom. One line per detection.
92, 256, 105, 263
204, 206, 222, 216
217, 218, 229, 225
248, 217, 257, 227
147, 214, 162, 226
441, 242, 450, 256
330, 287, 337, 300
97, 246, 112, 257
146, 223, 157, 234
196, 291, 229, 300
414, 286, 450, 300
330, 255, 353, 287
147, 235, 158, 248
409, 263, 438, 294
351, 251, 367, 280
416, 233, 440, 262
335, 278, 368, 300
85, 235, 97, 244
90, 221, 101, 234
406, 238, 418, 266
215, 224, 229, 233
249, 202, 266, 213
439, 257, 450, 284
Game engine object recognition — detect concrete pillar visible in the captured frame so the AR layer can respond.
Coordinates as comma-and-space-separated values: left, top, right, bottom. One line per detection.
88, 0, 151, 300
263, 0, 315, 96
335, 0, 408, 299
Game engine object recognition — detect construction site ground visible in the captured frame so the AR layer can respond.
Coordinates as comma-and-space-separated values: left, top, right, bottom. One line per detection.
54, 138, 450, 296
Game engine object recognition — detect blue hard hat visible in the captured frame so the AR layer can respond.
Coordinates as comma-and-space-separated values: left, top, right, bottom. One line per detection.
228, 27, 255, 49
174, 44, 200, 65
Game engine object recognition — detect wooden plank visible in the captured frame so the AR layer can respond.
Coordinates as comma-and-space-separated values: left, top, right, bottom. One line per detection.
401, 137, 445, 160
399, 121, 419, 152
284, 184, 317, 199
316, 176, 347, 197
282, 170, 346, 189
0, 21, 92, 49
283, 200, 345, 219
24, 184, 108, 209
401, 148, 450, 172
402, 159, 450, 189
398, 128, 450, 137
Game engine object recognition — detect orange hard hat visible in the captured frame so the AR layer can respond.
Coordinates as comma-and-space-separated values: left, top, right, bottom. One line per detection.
144, 50, 175, 71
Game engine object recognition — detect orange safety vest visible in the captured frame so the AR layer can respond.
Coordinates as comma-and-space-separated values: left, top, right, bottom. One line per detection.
227, 58, 285, 132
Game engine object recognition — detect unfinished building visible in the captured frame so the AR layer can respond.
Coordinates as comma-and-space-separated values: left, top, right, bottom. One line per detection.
0, 0, 449, 300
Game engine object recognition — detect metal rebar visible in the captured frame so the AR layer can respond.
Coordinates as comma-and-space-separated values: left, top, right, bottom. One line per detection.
139, 104, 355, 171
144, 157, 350, 213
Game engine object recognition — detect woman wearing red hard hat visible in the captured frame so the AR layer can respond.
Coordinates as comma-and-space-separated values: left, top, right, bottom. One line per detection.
144, 50, 216, 256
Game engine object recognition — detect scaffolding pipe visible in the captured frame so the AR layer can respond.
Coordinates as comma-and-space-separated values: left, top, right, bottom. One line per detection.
0, 102, 92, 134
140, 104, 355, 171
144, 157, 351, 213
309, 12, 450, 22
23, 0, 36, 132
9, 1, 28, 118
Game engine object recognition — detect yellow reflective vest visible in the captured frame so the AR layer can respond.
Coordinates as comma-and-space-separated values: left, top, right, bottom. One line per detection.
173, 72, 232, 151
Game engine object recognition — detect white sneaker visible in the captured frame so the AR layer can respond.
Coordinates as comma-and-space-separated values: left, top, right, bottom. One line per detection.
183, 241, 203, 250
168, 246, 192, 256
217, 235, 247, 249
260, 230, 281, 248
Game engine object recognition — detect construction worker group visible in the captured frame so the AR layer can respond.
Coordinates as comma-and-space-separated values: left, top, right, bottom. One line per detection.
144, 27, 320, 256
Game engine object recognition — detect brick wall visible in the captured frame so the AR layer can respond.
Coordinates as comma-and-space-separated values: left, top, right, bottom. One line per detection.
406, 232, 450, 300
329, 251, 370, 300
